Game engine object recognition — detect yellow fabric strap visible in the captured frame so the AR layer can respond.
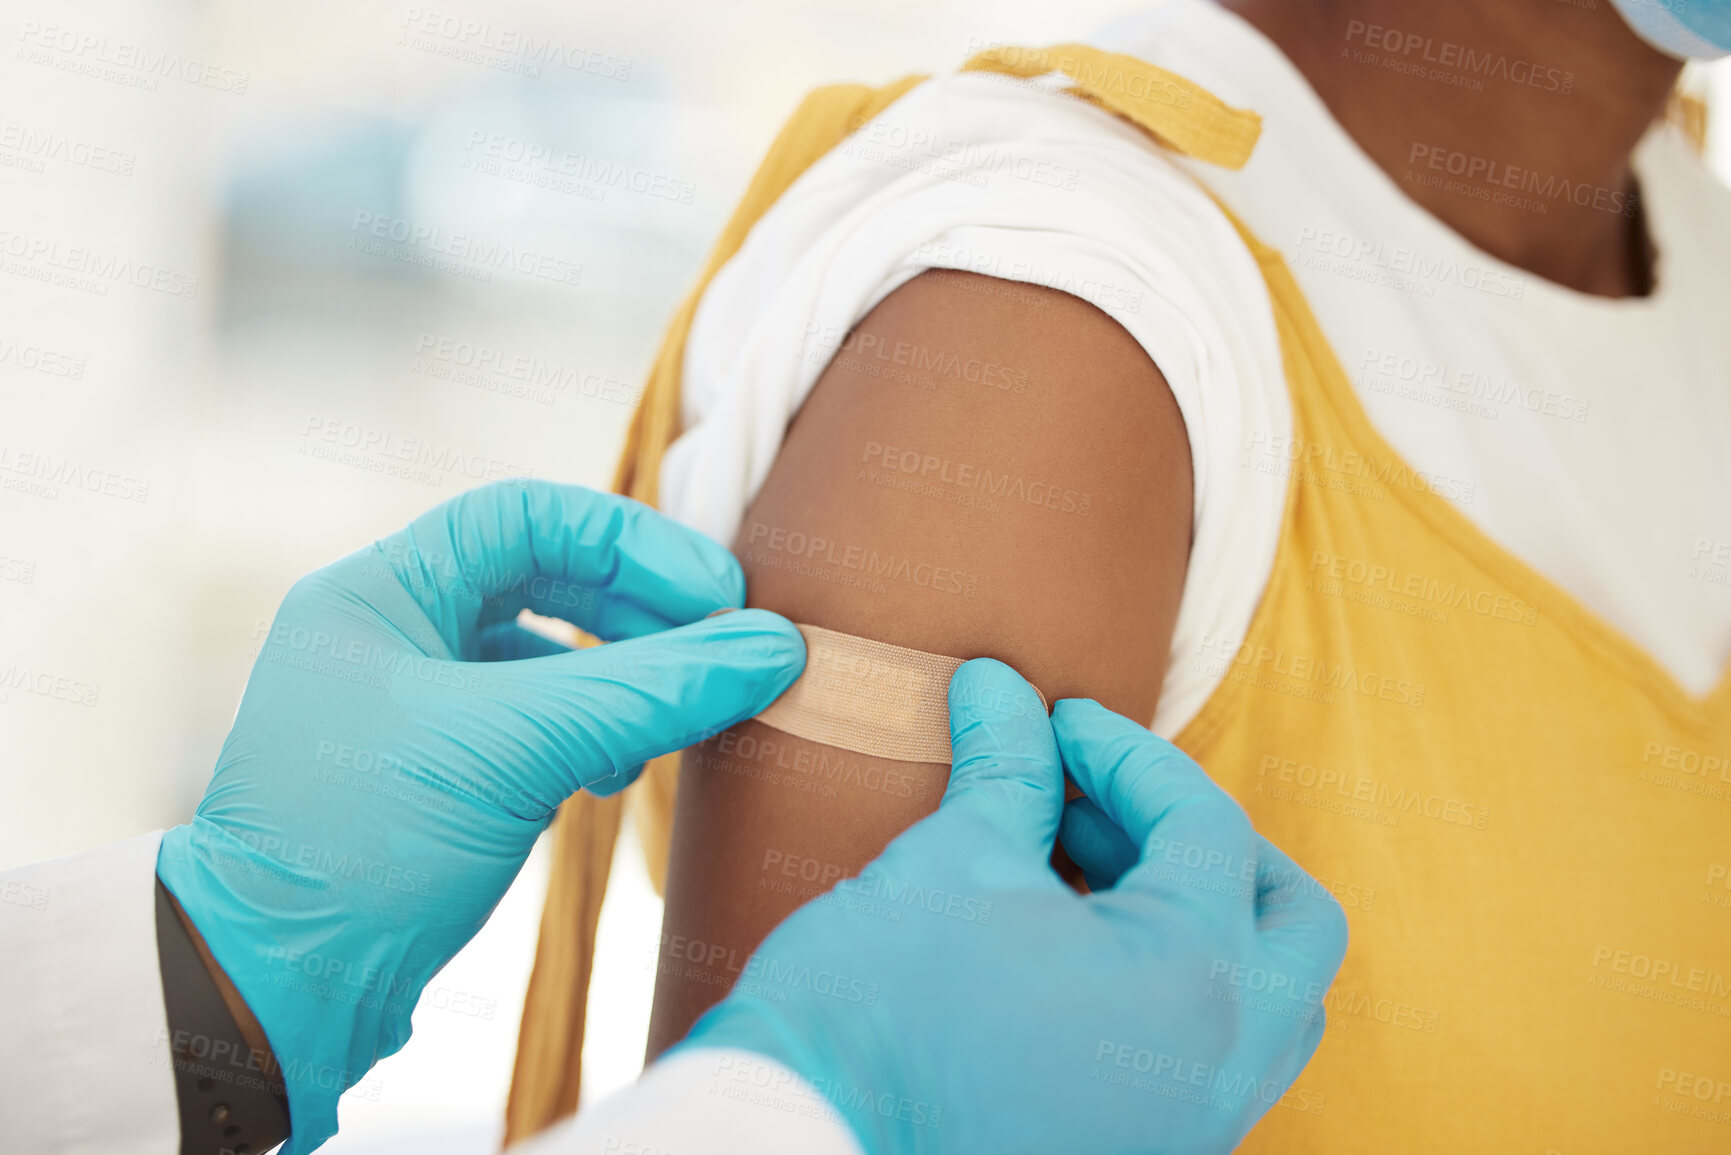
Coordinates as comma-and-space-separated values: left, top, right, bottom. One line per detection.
756, 624, 1047, 763
960, 42, 1262, 170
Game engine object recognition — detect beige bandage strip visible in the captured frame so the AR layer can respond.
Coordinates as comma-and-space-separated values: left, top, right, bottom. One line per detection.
755, 623, 1046, 763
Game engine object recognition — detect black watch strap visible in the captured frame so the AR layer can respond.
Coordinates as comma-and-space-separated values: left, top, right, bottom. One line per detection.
154, 880, 291, 1155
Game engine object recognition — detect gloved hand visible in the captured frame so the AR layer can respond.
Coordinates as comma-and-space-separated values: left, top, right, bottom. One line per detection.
681, 658, 1347, 1154
156, 480, 806, 1153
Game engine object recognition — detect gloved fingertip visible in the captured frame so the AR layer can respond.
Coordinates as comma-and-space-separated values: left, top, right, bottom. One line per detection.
591, 491, 744, 615
697, 607, 804, 657
672, 609, 807, 703
629, 502, 744, 609
1050, 698, 1181, 798
691, 536, 747, 608
938, 660, 1064, 859
1050, 696, 1126, 739
948, 658, 1058, 777
948, 657, 1046, 726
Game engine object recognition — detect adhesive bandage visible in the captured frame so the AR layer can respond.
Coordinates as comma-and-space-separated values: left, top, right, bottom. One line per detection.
754, 623, 1047, 763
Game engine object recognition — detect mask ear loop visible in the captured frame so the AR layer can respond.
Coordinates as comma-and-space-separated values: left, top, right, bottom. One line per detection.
755, 623, 1049, 763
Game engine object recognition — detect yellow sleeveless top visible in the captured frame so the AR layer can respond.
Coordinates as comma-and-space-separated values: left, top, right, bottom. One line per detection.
507, 45, 1731, 1152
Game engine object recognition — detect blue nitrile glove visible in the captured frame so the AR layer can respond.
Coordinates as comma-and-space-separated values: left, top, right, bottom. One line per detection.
680, 659, 1347, 1154
156, 481, 806, 1154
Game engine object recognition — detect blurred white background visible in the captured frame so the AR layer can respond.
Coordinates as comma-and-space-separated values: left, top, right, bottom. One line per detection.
2, 1, 1728, 1151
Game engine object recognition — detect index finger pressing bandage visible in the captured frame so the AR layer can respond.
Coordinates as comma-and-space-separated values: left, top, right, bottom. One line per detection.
755, 623, 1047, 763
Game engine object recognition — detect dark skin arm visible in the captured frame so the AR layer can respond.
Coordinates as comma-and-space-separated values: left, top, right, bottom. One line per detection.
647, 269, 1193, 1053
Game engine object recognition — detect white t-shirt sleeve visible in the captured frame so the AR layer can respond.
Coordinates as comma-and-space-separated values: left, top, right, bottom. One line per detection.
0, 831, 180, 1155
660, 70, 1292, 736
516, 1050, 865, 1155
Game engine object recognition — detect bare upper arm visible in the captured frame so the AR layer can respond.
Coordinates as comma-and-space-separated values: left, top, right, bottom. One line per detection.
736, 267, 1192, 721
647, 269, 1192, 1053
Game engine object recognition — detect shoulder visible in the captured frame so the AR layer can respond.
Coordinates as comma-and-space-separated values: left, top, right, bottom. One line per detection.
688, 64, 1281, 392
723, 65, 1248, 259
668, 61, 1293, 651
739, 265, 1194, 720
854, 68, 1170, 155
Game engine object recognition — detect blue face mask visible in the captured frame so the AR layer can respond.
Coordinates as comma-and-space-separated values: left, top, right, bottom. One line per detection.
1608, 0, 1731, 59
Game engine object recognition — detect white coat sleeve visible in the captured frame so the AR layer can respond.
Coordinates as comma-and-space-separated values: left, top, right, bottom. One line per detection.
515, 1050, 866, 1155
0, 831, 180, 1155
0, 832, 863, 1155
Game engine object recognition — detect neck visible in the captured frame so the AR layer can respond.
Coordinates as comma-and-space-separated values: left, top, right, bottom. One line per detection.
1221, 0, 1682, 297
